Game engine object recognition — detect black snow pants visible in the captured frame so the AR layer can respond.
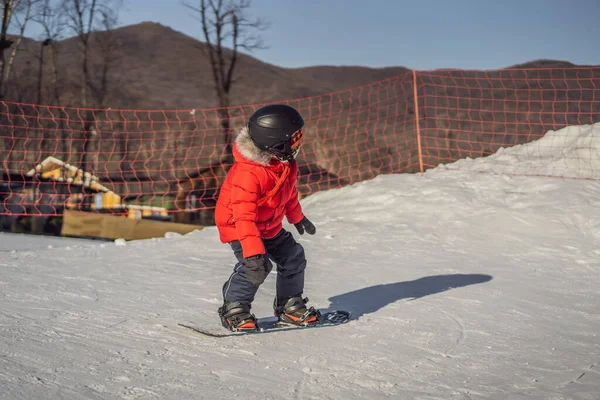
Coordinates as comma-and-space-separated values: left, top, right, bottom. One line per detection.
222, 229, 306, 311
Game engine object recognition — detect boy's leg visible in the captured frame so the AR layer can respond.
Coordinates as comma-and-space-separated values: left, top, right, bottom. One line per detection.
263, 230, 307, 312
220, 240, 274, 331
221, 240, 273, 305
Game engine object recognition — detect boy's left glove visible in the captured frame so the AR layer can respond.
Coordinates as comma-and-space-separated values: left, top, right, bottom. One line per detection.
294, 216, 316, 235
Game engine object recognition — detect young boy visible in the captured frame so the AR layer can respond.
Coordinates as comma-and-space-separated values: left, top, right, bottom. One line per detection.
214, 104, 319, 332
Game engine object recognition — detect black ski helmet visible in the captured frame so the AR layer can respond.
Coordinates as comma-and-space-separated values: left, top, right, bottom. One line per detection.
247, 104, 304, 162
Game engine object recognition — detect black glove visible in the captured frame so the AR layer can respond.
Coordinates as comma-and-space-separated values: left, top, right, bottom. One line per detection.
294, 216, 316, 235
244, 254, 271, 287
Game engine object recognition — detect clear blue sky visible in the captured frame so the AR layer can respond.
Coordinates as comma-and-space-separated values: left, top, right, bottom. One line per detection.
26, 0, 600, 70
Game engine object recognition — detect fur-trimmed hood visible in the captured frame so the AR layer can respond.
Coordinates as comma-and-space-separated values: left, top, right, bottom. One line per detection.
234, 126, 274, 166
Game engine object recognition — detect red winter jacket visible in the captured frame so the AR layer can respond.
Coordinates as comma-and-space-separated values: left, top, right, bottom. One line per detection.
215, 128, 304, 258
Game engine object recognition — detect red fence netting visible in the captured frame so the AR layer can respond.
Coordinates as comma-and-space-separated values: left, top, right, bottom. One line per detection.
1, 68, 599, 221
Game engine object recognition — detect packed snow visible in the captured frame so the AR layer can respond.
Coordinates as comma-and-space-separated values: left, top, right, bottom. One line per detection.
442, 123, 600, 179
1, 124, 600, 399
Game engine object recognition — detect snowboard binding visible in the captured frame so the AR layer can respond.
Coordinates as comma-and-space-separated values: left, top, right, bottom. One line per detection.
275, 296, 321, 327
218, 302, 259, 332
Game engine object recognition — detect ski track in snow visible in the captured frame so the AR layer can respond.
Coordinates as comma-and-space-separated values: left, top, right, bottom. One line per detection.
1, 124, 600, 399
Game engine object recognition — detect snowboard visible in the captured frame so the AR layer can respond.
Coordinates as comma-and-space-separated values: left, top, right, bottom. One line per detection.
178, 310, 351, 338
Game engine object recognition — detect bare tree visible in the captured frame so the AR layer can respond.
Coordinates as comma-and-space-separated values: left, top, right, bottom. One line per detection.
61, 0, 120, 108
183, 0, 269, 164
0, 0, 43, 98
60, 0, 121, 209
27, 0, 67, 165
89, 8, 120, 108
32, 0, 64, 105
0, 0, 20, 98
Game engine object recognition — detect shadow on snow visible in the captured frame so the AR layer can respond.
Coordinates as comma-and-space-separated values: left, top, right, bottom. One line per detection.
326, 274, 493, 320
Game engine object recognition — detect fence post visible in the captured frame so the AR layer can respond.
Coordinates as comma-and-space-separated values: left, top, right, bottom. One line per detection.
412, 70, 424, 175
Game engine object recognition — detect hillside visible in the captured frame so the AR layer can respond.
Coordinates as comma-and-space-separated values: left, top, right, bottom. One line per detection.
7, 22, 410, 109
1, 22, 599, 223
9, 22, 588, 110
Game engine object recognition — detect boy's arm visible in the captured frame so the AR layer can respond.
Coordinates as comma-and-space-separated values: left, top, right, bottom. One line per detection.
231, 171, 265, 258
285, 184, 304, 225
286, 185, 316, 235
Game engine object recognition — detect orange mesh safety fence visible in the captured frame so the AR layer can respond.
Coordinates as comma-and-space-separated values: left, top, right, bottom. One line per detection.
0, 73, 416, 219
1, 67, 599, 220
416, 68, 600, 179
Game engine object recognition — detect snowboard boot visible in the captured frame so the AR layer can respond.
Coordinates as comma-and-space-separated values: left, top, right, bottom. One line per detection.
275, 295, 321, 326
218, 302, 258, 332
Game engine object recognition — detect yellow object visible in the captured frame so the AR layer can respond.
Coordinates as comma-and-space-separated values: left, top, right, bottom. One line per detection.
27, 156, 171, 219
61, 210, 201, 240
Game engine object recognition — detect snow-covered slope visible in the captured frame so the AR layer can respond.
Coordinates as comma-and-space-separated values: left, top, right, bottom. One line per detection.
1, 124, 600, 399
441, 122, 600, 179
